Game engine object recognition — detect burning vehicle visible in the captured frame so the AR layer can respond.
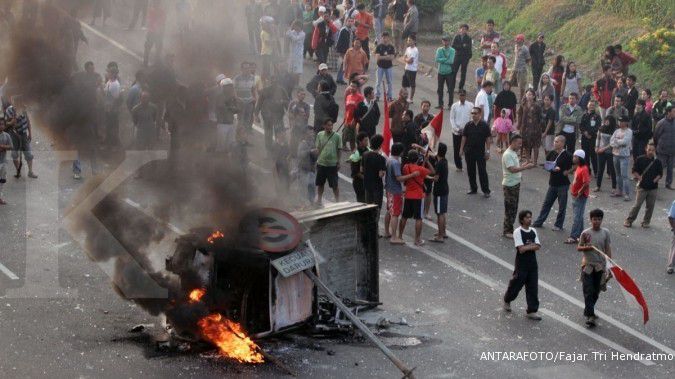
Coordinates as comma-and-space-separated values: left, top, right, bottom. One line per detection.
157, 203, 381, 364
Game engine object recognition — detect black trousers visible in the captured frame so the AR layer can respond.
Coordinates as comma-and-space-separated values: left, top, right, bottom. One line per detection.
581, 136, 598, 175
353, 178, 365, 203
452, 57, 470, 91
532, 65, 544, 92
437, 73, 453, 107
452, 134, 463, 169
465, 152, 489, 193
316, 45, 329, 64
597, 153, 616, 189
582, 270, 603, 317
560, 131, 576, 153
504, 264, 539, 313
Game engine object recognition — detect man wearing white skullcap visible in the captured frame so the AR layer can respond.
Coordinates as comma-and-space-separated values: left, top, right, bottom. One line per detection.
567, 149, 591, 244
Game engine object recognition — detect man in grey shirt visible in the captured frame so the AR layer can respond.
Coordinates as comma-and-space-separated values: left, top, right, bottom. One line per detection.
0, 118, 14, 205
577, 208, 612, 327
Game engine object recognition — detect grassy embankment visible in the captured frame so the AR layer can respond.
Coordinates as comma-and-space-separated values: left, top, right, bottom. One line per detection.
439, 0, 674, 91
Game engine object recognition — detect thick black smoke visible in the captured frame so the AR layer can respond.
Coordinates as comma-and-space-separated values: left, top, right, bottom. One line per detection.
2, 1, 267, 320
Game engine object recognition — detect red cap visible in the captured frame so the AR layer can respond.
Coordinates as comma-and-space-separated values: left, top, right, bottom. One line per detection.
515, 34, 525, 42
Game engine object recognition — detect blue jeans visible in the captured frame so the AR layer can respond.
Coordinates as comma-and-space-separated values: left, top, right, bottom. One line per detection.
570, 196, 588, 239
337, 58, 345, 83
375, 67, 393, 100
613, 155, 630, 197
533, 184, 569, 229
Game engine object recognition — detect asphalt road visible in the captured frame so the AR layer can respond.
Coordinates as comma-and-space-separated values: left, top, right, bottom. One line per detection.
1, 3, 674, 379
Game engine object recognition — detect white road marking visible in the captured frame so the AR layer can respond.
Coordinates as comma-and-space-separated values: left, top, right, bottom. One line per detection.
396, 231, 654, 367
83, 24, 675, 358
123, 198, 185, 235
540, 309, 655, 366
79, 22, 144, 61
0, 262, 19, 280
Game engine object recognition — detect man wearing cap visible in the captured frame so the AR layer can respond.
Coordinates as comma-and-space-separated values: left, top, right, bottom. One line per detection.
307, 63, 337, 98
512, 34, 531, 101
530, 33, 546, 92
435, 35, 455, 110
312, 6, 338, 64
568, 149, 591, 244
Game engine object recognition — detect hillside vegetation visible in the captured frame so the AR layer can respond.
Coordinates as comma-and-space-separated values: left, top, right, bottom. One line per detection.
441, 0, 674, 91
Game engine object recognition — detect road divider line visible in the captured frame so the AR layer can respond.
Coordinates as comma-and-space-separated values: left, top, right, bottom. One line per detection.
84, 24, 675, 358
0, 262, 19, 280
80, 21, 143, 61
540, 309, 655, 366
398, 233, 654, 367
123, 198, 185, 235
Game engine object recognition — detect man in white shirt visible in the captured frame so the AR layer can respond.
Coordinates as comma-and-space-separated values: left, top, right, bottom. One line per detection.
474, 81, 494, 123
450, 89, 473, 171
402, 35, 419, 103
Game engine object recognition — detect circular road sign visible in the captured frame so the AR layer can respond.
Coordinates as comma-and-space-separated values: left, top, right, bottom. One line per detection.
256, 208, 303, 253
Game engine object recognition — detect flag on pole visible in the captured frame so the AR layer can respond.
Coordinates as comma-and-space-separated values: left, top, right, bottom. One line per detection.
382, 96, 392, 156
606, 257, 649, 324
596, 248, 649, 324
429, 109, 444, 138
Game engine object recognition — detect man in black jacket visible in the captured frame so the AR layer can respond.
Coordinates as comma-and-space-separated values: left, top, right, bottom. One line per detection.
335, 17, 355, 84
306, 63, 337, 98
579, 99, 601, 176
460, 107, 492, 197
625, 75, 639, 117
529, 33, 546, 91
632, 99, 653, 161
313, 80, 339, 134
355, 86, 381, 137
451, 24, 472, 93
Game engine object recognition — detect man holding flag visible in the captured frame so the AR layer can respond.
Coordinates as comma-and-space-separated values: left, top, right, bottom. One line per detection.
577, 209, 613, 327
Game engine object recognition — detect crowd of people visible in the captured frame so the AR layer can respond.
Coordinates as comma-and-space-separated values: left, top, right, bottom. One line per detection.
239, 0, 675, 323
0, 0, 674, 324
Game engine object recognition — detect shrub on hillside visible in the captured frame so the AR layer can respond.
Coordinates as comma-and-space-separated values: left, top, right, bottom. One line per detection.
629, 28, 675, 76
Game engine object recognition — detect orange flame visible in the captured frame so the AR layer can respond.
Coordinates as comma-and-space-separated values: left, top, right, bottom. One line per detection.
188, 288, 206, 303
197, 313, 265, 364
207, 230, 224, 244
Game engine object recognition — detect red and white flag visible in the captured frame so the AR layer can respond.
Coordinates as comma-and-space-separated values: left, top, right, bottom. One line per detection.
382, 96, 392, 156
429, 109, 444, 138
603, 253, 650, 324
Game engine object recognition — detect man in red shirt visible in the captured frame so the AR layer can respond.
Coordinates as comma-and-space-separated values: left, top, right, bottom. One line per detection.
343, 80, 365, 151
398, 149, 435, 246
567, 149, 591, 244
353, 3, 373, 65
